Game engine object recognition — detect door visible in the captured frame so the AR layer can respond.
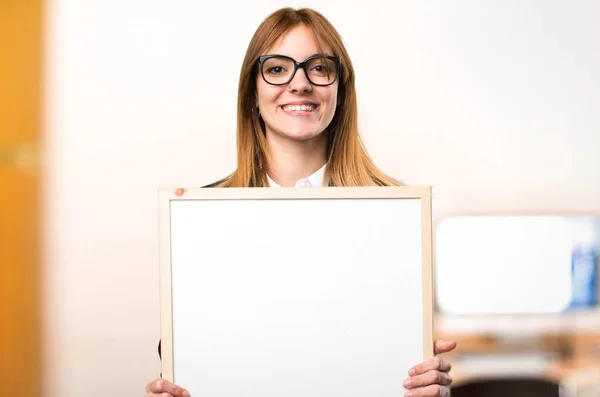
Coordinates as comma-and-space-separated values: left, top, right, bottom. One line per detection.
0, 0, 43, 395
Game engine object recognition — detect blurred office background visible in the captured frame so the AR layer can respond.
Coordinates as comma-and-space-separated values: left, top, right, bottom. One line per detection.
1, 0, 599, 396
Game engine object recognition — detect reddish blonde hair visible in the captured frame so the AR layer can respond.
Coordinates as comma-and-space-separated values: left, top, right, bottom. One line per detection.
217, 7, 401, 187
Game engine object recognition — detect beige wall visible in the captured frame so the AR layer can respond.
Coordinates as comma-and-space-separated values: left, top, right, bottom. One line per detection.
42, 1, 600, 396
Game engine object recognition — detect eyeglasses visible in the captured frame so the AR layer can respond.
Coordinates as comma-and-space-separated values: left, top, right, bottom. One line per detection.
258, 54, 341, 86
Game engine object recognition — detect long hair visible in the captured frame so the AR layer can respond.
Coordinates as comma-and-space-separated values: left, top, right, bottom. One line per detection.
217, 7, 401, 187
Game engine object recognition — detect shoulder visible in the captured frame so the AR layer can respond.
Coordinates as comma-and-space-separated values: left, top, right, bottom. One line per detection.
201, 176, 230, 188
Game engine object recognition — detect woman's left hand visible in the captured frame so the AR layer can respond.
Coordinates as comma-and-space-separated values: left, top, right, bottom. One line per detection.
403, 340, 457, 397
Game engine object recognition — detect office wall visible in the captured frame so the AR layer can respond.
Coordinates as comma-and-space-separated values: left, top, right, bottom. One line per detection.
42, 1, 600, 396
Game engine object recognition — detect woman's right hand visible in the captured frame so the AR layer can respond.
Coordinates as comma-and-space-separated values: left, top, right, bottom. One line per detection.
145, 378, 190, 397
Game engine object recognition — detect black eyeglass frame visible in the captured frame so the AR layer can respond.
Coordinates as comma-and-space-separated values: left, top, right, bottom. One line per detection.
257, 54, 342, 87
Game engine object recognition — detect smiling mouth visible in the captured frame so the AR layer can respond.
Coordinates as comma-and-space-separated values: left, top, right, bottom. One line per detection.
281, 104, 317, 113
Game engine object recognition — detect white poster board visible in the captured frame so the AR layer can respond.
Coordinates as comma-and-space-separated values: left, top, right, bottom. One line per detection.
159, 186, 434, 397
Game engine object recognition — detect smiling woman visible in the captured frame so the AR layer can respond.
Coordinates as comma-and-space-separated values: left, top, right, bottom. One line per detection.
145, 7, 457, 397
211, 7, 401, 188
255, 30, 340, 144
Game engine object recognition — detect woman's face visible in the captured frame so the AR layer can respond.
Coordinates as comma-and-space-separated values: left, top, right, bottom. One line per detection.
256, 25, 339, 143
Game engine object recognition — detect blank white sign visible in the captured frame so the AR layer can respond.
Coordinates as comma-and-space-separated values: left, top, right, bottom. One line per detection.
159, 187, 433, 397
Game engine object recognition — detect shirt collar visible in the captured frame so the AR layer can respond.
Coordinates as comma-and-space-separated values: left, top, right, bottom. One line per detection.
267, 164, 326, 187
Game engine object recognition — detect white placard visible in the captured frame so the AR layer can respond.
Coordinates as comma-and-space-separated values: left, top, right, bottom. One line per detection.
159, 187, 433, 397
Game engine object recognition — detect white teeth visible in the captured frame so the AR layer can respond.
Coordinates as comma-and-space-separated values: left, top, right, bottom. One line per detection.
283, 104, 315, 112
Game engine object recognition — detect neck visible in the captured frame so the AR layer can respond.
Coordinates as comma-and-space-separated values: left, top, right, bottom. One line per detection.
265, 132, 328, 187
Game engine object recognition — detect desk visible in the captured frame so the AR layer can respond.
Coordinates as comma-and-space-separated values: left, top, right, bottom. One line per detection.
434, 310, 600, 385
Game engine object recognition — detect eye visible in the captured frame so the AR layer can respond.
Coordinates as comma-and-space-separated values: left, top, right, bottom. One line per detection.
309, 61, 334, 77
266, 65, 286, 75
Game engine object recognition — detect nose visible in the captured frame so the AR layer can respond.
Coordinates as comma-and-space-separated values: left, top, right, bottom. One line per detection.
287, 67, 312, 93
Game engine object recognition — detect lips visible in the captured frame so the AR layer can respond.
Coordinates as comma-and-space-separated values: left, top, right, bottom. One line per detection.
280, 101, 319, 113
281, 104, 317, 112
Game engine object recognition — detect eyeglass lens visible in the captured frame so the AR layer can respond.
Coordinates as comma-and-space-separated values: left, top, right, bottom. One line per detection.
262, 56, 338, 85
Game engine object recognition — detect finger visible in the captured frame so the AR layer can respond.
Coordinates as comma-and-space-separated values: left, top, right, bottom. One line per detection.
175, 188, 186, 197
405, 384, 450, 397
434, 340, 456, 355
403, 370, 453, 389
147, 379, 190, 397
409, 356, 451, 376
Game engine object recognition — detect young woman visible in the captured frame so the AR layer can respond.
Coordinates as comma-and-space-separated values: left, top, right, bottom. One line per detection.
146, 7, 456, 397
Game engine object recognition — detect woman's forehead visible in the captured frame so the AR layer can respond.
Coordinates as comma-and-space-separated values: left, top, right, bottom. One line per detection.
265, 25, 334, 59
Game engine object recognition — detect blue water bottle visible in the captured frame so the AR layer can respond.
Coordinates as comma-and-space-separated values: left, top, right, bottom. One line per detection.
569, 245, 598, 309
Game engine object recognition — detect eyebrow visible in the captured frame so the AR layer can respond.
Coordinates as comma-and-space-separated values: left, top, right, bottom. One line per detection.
264, 53, 336, 60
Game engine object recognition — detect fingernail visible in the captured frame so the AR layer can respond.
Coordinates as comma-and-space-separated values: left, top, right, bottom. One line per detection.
405, 392, 414, 397
409, 368, 416, 376
403, 378, 413, 388
182, 391, 190, 397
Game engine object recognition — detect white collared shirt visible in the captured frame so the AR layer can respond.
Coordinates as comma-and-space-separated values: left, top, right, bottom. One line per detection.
267, 164, 326, 187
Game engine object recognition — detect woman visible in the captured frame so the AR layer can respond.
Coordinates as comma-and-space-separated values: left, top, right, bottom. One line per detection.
146, 7, 456, 397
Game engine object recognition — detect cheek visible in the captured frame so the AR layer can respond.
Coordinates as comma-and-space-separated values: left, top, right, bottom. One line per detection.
256, 82, 282, 109
319, 88, 339, 126
321, 88, 339, 114
323, 85, 339, 107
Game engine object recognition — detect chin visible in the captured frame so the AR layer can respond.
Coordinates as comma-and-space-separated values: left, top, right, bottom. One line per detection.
283, 130, 325, 141
265, 119, 329, 142
281, 121, 327, 140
